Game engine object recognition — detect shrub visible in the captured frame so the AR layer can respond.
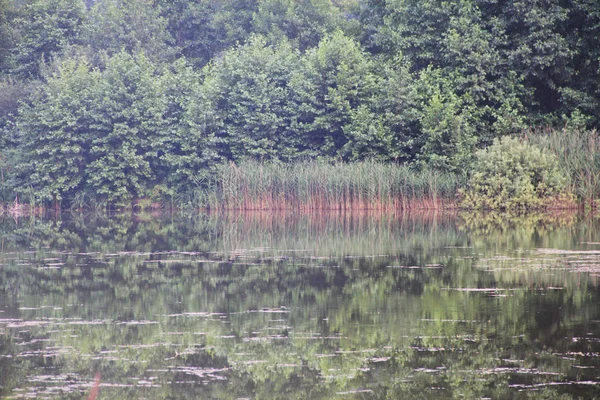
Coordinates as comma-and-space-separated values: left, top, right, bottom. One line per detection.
460, 136, 570, 210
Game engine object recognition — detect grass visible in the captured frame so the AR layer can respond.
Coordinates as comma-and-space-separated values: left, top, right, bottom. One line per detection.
524, 127, 600, 206
193, 160, 464, 211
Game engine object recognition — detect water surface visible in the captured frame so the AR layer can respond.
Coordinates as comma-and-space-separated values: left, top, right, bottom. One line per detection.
0, 211, 599, 399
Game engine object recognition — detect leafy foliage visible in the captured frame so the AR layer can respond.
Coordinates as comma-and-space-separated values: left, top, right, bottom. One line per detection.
9, 0, 85, 79
0, 0, 16, 72
415, 67, 477, 172
83, 0, 176, 64
460, 137, 569, 210
253, 0, 352, 51
14, 57, 95, 202
14, 52, 216, 204
161, 0, 258, 68
292, 31, 387, 160
0, 0, 599, 205
202, 36, 301, 161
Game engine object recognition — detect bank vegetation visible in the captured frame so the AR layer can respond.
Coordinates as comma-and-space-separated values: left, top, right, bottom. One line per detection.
0, 0, 598, 212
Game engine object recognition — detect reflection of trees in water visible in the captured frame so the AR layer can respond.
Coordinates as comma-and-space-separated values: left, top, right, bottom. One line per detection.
0, 334, 25, 398
458, 210, 577, 239
0, 212, 599, 398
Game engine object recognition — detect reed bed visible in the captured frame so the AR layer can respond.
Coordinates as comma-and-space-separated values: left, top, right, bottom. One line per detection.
525, 127, 600, 206
202, 160, 463, 211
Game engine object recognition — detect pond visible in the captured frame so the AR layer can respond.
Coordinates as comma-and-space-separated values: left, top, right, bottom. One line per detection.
0, 211, 599, 399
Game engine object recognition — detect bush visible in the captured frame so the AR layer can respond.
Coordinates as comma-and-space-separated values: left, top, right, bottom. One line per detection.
460, 136, 570, 210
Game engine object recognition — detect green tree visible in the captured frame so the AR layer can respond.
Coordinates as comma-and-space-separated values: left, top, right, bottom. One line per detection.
82, 52, 168, 203
9, 0, 86, 79
365, 56, 420, 162
358, 0, 583, 133
0, 0, 17, 74
559, 0, 600, 127
0, 77, 34, 147
155, 59, 222, 192
82, 0, 176, 64
415, 67, 476, 172
477, 0, 572, 126
291, 31, 386, 160
13, 56, 97, 203
13, 51, 211, 204
253, 0, 352, 51
202, 36, 301, 162
161, 0, 258, 68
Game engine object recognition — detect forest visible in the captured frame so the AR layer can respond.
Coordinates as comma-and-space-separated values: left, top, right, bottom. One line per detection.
0, 0, 599, 209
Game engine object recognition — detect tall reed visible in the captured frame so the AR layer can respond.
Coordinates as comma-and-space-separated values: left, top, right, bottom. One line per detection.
525, 127, 600, 205
204, 160, 463, 211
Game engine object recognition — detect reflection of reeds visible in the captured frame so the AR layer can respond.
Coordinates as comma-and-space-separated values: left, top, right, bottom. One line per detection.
217, 209, 462, 258
206, 160, 463, 211
5, 195, 43, 218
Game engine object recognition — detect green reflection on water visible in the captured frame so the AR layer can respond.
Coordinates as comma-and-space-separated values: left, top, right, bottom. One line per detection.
0, 211, 599, 399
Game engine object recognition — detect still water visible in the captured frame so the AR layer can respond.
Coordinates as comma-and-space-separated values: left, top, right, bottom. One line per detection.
0, 211, 599, 399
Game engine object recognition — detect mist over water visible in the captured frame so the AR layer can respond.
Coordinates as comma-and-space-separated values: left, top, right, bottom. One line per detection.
0, 211, 599, 399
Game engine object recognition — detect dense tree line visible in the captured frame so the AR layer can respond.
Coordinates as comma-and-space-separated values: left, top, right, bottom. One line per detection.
0, 0, 598, 205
